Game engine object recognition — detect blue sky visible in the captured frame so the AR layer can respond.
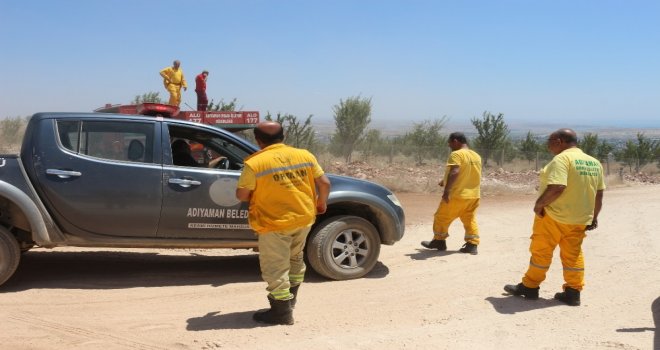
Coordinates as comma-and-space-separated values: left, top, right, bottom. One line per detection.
1, 0, 659, 129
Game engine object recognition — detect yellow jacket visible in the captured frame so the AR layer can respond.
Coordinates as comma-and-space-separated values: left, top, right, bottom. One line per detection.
238, 143, 324, 234
160, 67, 187, 88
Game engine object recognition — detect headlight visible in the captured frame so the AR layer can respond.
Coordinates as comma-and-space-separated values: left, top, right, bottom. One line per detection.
387, 194, 402, 207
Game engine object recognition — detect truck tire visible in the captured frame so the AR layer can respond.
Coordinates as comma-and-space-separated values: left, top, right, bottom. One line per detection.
307, 215, 381, 280
0, 226, 20, 286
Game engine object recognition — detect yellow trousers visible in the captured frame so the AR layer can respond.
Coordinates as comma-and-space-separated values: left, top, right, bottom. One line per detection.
522, 214, 586, 291
166, 84, 182, 106
257, 226, 310, 300
432, 197, 480, 244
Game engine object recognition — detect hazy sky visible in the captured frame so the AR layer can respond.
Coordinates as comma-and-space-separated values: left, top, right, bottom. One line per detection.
1, 0, 659, 129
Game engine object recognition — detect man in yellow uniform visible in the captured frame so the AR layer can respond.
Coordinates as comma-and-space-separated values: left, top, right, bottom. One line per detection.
236, 121, 331, 325
504, 128, 605, 306
159, 60, 187, 106
421, 132, 482, 254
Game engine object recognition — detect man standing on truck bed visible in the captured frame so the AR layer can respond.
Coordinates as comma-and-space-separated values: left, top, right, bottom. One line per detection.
236, 121, 331, 325
195, 70, 209, 111
160, 60, 187, 106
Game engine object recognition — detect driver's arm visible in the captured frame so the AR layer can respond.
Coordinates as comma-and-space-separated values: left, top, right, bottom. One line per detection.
208, 155, 227, 168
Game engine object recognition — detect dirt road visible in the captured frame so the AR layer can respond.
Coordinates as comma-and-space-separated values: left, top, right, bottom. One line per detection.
1, 185, 658, 349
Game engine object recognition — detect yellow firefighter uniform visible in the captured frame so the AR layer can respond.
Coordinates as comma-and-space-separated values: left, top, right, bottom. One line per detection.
433, 148, 482, 244
522, 148, 605, 291
160, 66, 187, 106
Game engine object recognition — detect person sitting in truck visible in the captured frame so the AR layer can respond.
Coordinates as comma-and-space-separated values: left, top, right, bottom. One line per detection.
171, 139, 226, 168
172, 139, 199, 167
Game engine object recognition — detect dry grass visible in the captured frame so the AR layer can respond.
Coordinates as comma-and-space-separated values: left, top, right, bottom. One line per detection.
319, 152, 659, 194
2, 142, 656, 191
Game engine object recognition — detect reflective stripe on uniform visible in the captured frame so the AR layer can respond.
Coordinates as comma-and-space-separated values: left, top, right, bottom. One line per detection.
562, 266, 585, 271
270, 289, 291, 300
529, 259, 550, 270
255, 162, 314, 178
434, 232, 450, 239
464, 234, 480, 239
289, 273, 304, 284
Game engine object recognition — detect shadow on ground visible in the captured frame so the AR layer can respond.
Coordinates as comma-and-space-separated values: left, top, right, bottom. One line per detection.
2, 250, 391, 291
187, 311, 263, 330
2, 250, 262, 291
485, 295, 561, 314
406, 249, 459, 261
615, 296, 659, 350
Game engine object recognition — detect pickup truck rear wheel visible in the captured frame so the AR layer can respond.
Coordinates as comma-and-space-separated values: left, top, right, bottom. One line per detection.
307, 215, 381, 280
0, 226, 21, 286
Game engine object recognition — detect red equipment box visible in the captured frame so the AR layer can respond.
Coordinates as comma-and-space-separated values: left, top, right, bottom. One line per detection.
178, 111, 259, 129
95, 103, 258, 132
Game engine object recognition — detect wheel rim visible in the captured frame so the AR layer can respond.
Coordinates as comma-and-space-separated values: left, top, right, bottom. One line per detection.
330, 228, 370, 269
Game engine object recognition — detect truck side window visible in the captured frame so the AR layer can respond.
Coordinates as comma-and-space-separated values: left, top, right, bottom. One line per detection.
56, 120, 80, 152
56, 120, 155, 163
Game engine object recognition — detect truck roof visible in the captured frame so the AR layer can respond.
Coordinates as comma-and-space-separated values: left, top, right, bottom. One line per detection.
31, 112, 240, 135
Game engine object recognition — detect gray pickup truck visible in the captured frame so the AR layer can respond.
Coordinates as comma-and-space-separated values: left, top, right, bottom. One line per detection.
0, 112, 405, 286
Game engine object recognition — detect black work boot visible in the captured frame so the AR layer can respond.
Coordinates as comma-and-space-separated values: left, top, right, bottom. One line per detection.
290, 285, 300, 309
459, 242, 478, 255
253, 297, 294, 325
554, 287, 581, 306
421, 239, 447, 251
503, 283, 540, 300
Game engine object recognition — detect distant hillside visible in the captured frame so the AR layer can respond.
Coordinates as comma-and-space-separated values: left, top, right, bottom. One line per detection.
311, 116, 660, 141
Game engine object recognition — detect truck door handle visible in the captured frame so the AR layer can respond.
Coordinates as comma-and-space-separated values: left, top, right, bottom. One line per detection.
168, 178, 201, 188
46, 169, 82, 178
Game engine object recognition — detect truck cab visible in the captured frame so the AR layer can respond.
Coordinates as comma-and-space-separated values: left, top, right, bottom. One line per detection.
0, 112, 405, 286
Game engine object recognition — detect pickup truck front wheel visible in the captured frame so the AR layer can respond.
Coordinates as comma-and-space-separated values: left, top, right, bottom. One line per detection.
307, 216, 381, 280
0, 226, 20, 286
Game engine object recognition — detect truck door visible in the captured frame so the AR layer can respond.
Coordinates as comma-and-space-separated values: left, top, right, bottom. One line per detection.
157, 123, 255, 240
31, 118, 162, 238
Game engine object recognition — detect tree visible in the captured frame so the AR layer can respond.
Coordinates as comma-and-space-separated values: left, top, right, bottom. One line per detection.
595, 140, 614, 163
471, 111, 510, 166
358, 129, 384, 162
264, 112, 320, 152
496, 139, 517, 166
403, 118, 448, 165
208, 98, 239, 111
633, 133, 658, 171
578, 133, 613, 166
283, 115, 318, 151
330, 96, 372, 163
388, 135, 408, 163
0, 116, 25, 150
616, 140, 638, 172
518, 131, 541, 164
578, 133, 599, 158
131, 92, 162, 104
615, 133, 658, 172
